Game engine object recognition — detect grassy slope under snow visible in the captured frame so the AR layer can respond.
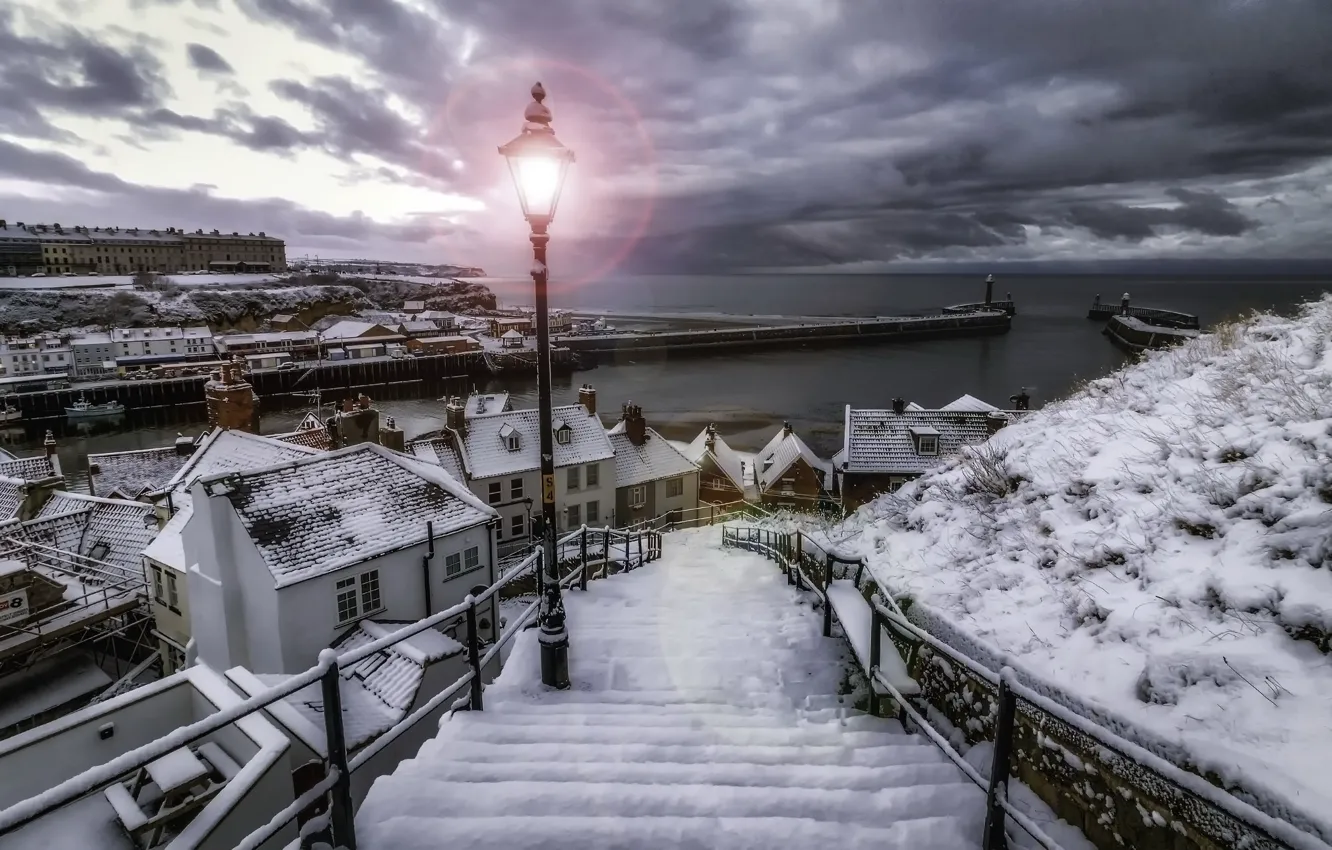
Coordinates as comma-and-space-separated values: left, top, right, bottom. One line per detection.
828, 297, 1332, 825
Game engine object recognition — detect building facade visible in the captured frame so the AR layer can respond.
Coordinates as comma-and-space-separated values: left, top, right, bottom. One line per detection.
684, 424, 750, 504
0, 221, 42, 276
753, 422, 832, 511
607, 403, 699, 527
0, 221, 286, 276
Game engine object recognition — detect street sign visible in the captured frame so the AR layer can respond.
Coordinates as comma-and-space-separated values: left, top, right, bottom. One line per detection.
0, 588, 28, 625
542, 474, 555, 504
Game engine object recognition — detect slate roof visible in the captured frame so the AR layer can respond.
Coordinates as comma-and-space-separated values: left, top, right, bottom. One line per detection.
88, 445, 192, 499
684, 427, 747, 491
606, 423, 698, 489
0, 477, 24, 522
17, 492, 156, 571
456, 404, 612, 480
840, 405, 1024, 474
753, 426, 830, 493
321, 321, 400, 343
0, 448, 15, 462
940, 394, 999, 413
464, 393, 509, 418
163, 428, 321, 511
406, 437, 467, 483
0, 454, 57, 481
272, 413, 333, 450
205, 443, 496, 587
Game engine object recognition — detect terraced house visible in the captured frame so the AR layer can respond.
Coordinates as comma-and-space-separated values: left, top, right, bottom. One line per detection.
0, 221, 286, 276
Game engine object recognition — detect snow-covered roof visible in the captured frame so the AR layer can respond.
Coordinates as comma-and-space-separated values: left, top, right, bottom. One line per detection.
143, 504, 189, 571
457, 404, 612, 480
940, 394, 999, 413
398, 321, 437, 333
202, 443, 496, 587
17, 492, 156, 571
320, 321, 400, 342
684, 427, 747, 491
0, 476, 26, 521
88, 444, 194, 500
406, 437, 467, 483
0, 447, 16, 462
267, 620, 463, 750
841, 406, 1019, 474
272, 414, 332, 450
464, 392, 509, 418
753, 425, 830, 492
0, 453, 57, 482
500, 329, 524, 339
607, 424, 698, 488
162, 428, 321, 510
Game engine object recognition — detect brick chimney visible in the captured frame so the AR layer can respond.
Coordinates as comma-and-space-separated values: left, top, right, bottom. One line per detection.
43, 430, 56, 458
174, 433, 198, 456
578, 384, 597, 416
445, 396, 467, 436
985, 411, 1011, 435
704, 423, 717, 453
622, 402, 647, 446
334, 397, 380, 447
205, 358, 259, 432
379, 416, 405, 452
891, 397, 906, 415
782, 421, 793, 437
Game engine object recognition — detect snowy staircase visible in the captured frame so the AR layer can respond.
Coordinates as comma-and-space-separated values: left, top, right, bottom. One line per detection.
356, 529, 986, 850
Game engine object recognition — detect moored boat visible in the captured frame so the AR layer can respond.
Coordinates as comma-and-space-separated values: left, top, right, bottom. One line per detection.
65, 395, 126, 418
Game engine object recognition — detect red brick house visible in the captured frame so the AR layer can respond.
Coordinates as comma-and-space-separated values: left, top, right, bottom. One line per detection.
683, 424, 748, 505
753, 422, 832, 511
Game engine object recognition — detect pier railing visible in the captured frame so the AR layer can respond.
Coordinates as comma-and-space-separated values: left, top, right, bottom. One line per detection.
721, 525, 1331, 850
0, 524, 662, 850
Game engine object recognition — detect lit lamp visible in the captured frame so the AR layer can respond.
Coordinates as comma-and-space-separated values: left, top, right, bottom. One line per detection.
499, 82, 575, 689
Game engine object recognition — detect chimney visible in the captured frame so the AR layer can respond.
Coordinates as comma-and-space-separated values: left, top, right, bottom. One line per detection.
1009, 387, 1031, 411
782, 421, 793, 437
985, 411, 1011, 435
704, 423, 717, 452
335, 399, 380, 447
985, 273, 994, 305
578, 383, 597, 416
379, 416, 405, 452
891, 397, 906, 415
445, 396, 467, 435
342, 397, 356, 414
325, 416, 341, 449
623, 402, 647, 446
174, 433, 198, 456
43, 430, 57, 458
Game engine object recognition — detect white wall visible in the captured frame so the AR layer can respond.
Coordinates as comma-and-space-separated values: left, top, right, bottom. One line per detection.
654, 470, 699, 519
470, 470, 538, 544
558, 458, 617, 530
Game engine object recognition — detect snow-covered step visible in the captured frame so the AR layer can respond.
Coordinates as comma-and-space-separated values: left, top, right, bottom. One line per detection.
386, 758, 969, 791
357, 529, 986, 850
373, 778, 985, 826
360, 814, 984, 850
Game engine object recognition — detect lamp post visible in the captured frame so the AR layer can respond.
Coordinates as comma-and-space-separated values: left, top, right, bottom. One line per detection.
500, 81, 575, 689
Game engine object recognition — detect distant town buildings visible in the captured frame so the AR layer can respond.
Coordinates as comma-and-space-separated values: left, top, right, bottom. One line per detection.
0, 219, 286, 276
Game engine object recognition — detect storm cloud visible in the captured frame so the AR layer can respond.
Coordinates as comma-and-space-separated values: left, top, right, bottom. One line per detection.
2, 0, 1331, 270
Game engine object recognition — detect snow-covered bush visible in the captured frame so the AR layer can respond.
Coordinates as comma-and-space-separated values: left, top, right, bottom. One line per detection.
831, 295, 1332, 823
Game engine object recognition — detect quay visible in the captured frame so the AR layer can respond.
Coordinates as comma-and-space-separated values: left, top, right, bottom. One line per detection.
554, 310, 1010, 357
1104, 314, 1200, 353
1087, 292, 1199, 329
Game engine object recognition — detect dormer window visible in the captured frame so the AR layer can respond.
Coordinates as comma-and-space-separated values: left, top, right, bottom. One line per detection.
908, 425, 941, 456
499, 423, 520, 452
554, 419, 572, 445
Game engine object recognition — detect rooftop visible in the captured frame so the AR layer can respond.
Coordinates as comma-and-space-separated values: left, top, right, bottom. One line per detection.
464, 392, 510, 419
0, 453, 57, 482
202, 443, 496, 587
25, 491, 158, 572
88, 443, 197, 500
684, 427, 748, 492
0, 476, 23, 521
607, 423, 698, 488
754, 426, 830, 492
406, 437, 467, 483
321, 321, 401, 342
838, 404, 1022, 473
457, 404, 613, 480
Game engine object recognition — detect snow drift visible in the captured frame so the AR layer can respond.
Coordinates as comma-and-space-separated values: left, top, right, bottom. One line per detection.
827, 297, 1332, 825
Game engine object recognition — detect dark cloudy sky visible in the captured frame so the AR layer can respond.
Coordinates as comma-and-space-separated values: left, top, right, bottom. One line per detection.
2, 0, 1330, 274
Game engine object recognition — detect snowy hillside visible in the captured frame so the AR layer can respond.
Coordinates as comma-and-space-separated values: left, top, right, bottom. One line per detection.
826, 297, 1332, 823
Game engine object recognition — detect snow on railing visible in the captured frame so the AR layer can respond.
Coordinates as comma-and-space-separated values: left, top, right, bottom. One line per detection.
0, 529, 656, 850
724, 524, 1332, 850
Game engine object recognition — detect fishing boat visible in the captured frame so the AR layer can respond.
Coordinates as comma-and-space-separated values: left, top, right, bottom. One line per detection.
65, 395, 126, 418
1, 403, 19, 424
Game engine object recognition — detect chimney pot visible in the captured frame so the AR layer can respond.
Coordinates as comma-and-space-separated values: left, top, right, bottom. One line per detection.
578, 383, 597, 416
43, 430, 57, 457
891, 397, 906, 415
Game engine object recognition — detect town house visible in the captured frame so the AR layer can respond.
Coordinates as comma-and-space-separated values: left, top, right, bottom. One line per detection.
753, 422, 833, 512
684, 424, 751, 505
606, 403, 699, 526
182, 443, 499, 675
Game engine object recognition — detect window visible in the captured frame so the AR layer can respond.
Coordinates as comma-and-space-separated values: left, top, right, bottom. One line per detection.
336, 569, 381, 624
488, 481, 502, 504
152, 566, 165, 604
586, 500, 599, 524
510, 478, 524, 499
629, 485, 647, 508
666, 477, 684, 498
586, 463, 599, 487
445, 552, 461, 577
566, 466, 580, 490
166, 572, 178, 609
464, 546, 479, 571
566, 503, 581, 528
918, 435, 939, 455
510, 514, 525, 538
555, 425, 572, 445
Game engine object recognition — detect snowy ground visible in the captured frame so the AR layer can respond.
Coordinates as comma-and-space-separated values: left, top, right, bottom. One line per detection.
356, 527, 1005, 849
821, 297, 1332, 830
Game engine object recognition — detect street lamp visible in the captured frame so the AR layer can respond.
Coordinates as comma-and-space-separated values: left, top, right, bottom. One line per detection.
500, 81, 575, 689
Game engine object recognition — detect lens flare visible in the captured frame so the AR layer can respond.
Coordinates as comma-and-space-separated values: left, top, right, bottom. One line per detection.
517, 157, 561, 218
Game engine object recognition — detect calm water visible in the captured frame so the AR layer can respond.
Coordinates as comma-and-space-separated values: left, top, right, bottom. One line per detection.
6, 273, 1329, 487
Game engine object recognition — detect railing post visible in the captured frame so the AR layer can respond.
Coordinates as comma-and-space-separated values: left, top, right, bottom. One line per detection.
637, 531, 644, 566
535, 546, 545, 598
579, 527, 589, 591
603, 527, 610, 575
983, 669, 1019, 850
822, 553, 833, 637
790, 530, 800, 585
319, 653, 357, 850
869, 602, 883, 717
465, 597, 484, 711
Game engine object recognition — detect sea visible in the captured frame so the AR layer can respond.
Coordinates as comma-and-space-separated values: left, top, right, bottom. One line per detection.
5, 273, 1330, 490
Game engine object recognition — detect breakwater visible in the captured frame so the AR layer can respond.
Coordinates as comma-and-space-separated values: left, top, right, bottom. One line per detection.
555, 311, 1011, 357
1103, 315, 1200, 353
1087, 300, 1199, 329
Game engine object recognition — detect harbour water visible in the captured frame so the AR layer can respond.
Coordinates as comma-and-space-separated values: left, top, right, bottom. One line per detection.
4, 273, 1329, 488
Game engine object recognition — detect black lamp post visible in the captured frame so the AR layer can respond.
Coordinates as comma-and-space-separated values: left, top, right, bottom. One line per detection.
500, 81, 575, 689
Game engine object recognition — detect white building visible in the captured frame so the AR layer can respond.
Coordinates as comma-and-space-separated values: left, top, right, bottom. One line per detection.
70, 332, 116, 378
142, 429, 324, 674
110, 327, 216, 367
606, 403, 699, 527
182, 443, 499, 675
0, 335, 70, 377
